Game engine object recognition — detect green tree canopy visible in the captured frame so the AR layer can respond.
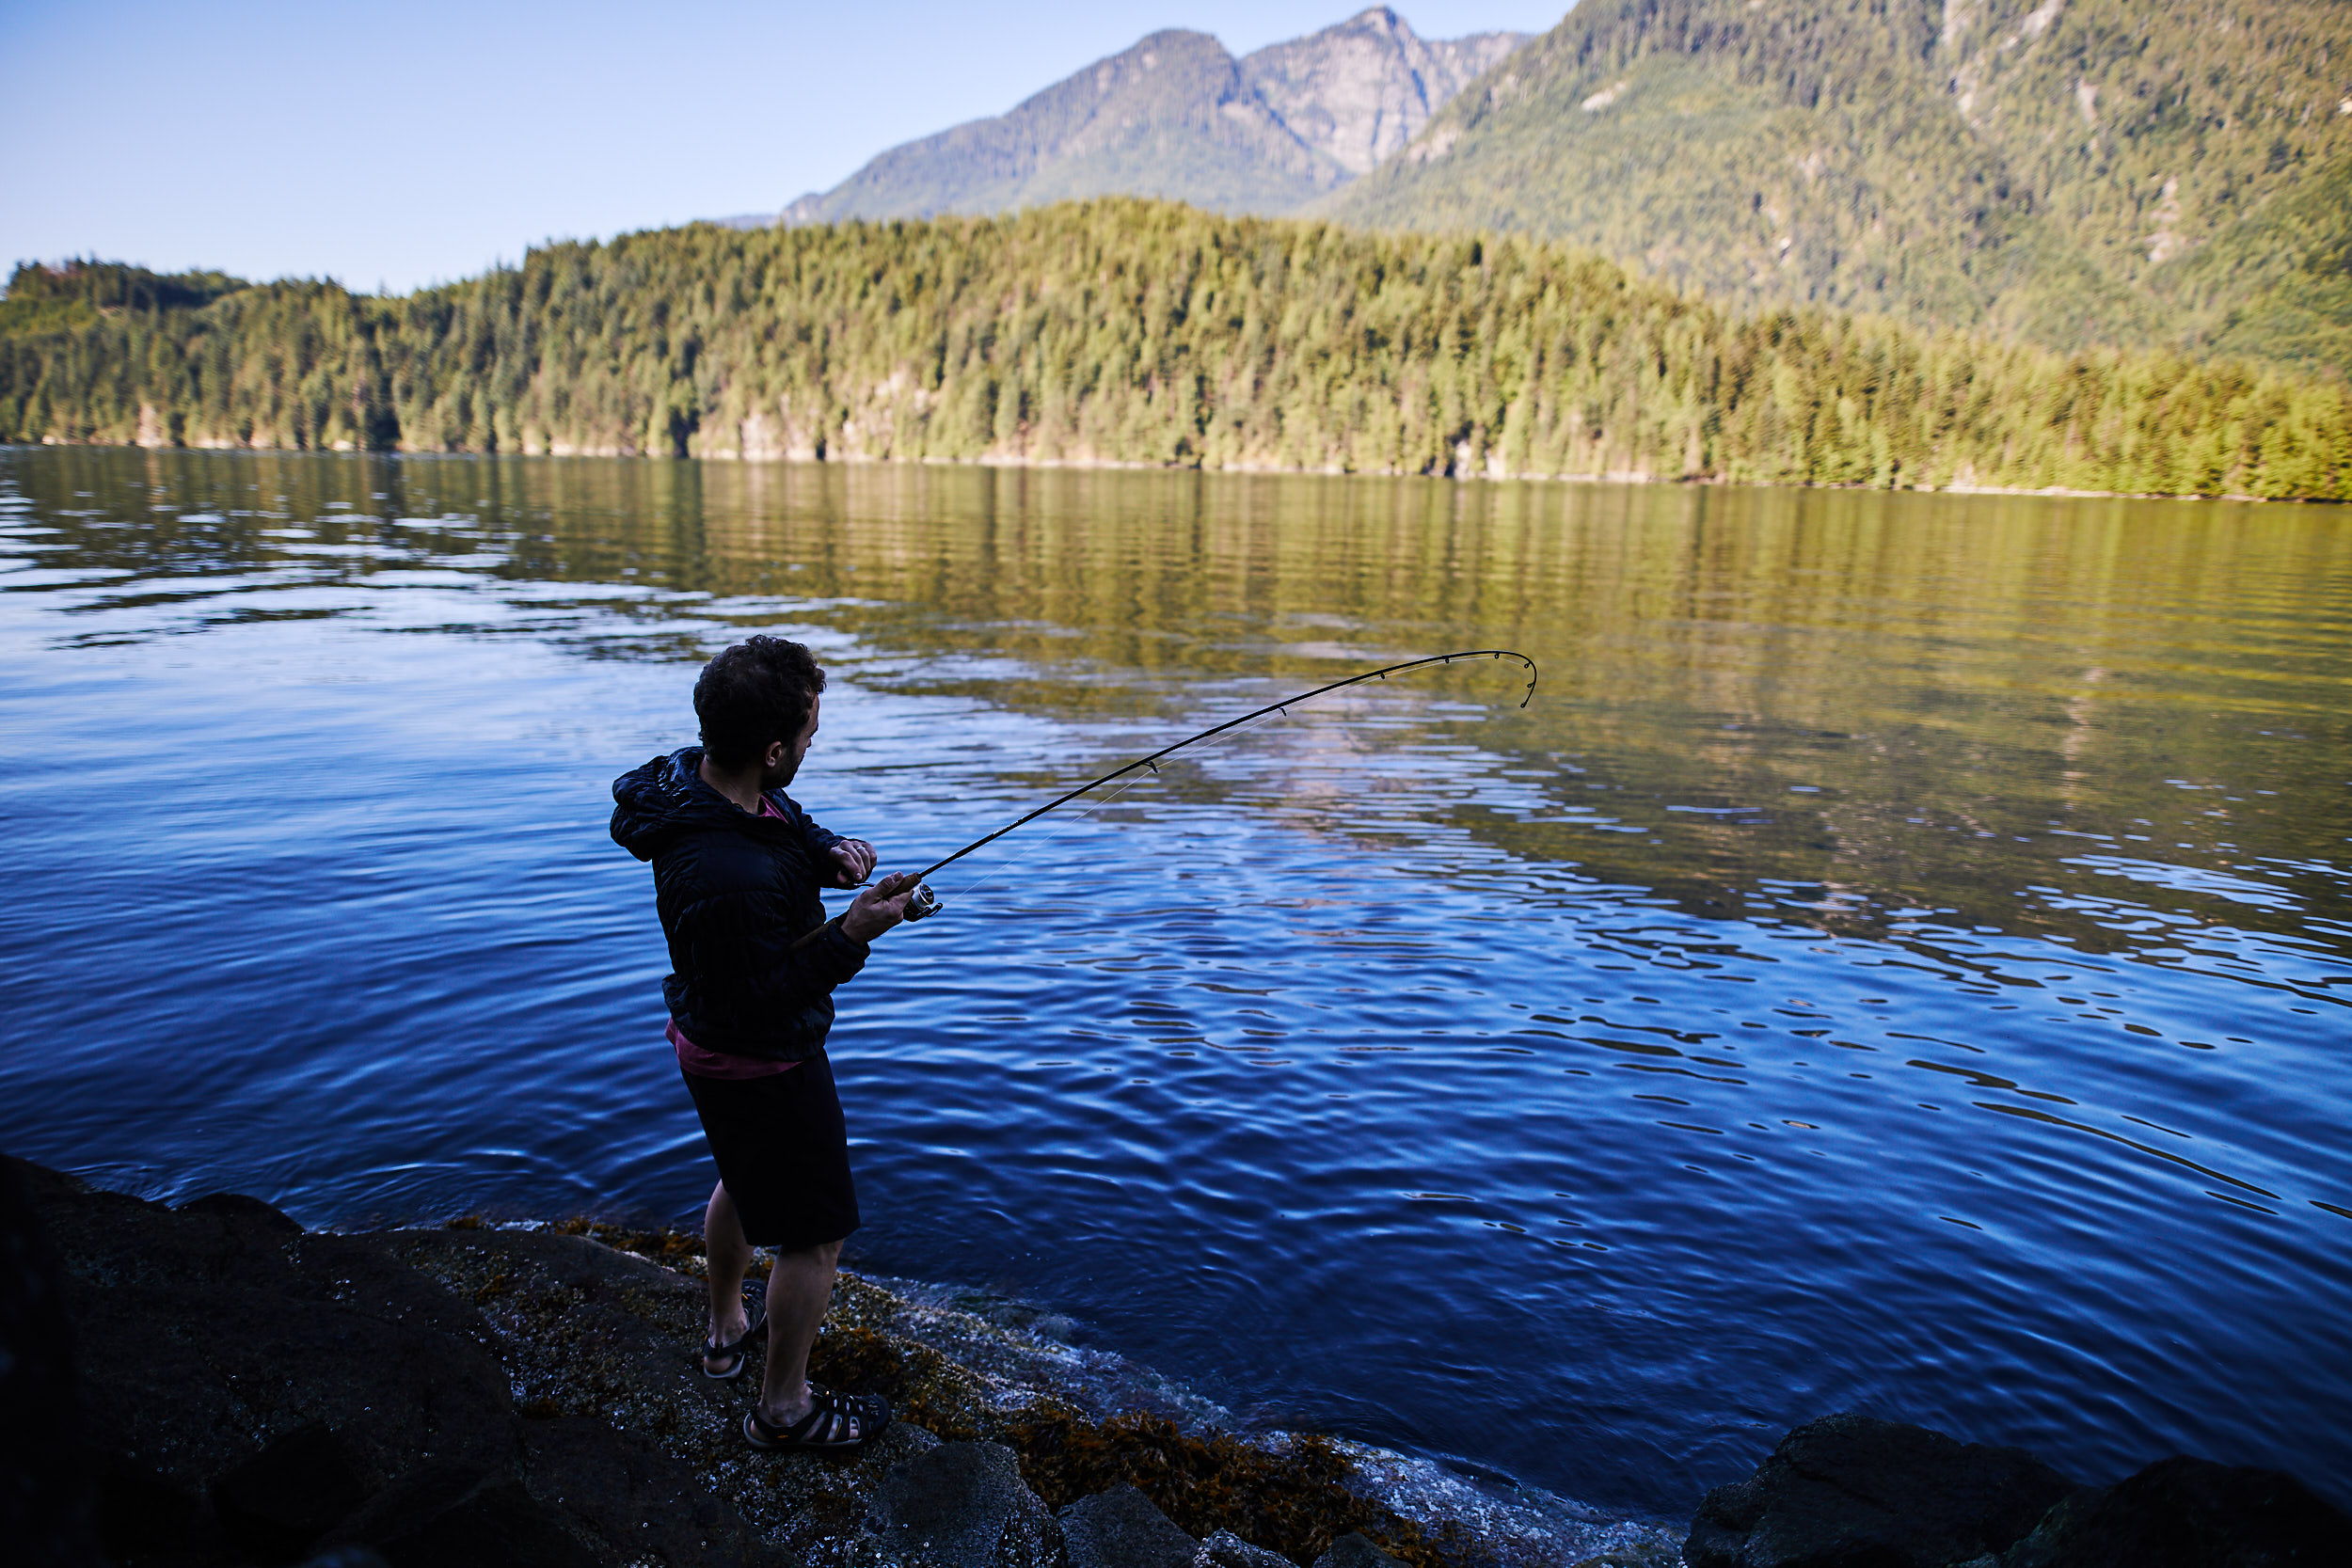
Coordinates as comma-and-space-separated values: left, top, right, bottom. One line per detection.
5, 203, 2347, 499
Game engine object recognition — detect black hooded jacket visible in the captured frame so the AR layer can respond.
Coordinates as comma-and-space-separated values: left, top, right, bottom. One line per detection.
610, 747, 868, 1062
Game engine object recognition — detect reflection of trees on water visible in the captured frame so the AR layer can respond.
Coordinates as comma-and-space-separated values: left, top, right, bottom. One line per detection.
11, 446, 2349, 958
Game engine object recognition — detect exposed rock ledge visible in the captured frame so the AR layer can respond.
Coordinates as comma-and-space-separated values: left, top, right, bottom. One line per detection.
4, 1158, 2344, 1568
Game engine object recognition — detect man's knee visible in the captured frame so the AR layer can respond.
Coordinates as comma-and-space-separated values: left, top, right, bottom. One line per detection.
771, 1237, 842, 1269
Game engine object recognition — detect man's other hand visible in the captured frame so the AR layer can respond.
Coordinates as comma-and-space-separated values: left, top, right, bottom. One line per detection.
828, 838, 878, 888
842, 871, 922, 942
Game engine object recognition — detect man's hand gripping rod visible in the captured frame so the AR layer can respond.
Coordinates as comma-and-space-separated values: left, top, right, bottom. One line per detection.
834, 650, 1537, 934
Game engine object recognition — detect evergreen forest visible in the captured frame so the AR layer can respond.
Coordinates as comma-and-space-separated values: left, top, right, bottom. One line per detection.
4, 200, 2347, 500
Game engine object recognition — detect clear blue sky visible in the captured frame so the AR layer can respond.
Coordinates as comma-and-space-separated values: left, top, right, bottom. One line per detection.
0, 1, 1571, 294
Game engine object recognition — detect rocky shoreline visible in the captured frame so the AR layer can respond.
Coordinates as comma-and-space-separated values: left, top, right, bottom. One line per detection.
4, 1158, 2344, 1568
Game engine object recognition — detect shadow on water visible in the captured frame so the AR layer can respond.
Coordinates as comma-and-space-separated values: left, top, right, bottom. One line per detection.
3, 447, 2349, 1513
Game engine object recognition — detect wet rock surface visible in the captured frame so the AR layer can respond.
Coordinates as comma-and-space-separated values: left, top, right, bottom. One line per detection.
2001, 1455, 2352, 1568
865, 1442, 1060, 1568
1683, 1411, 2352, 1568
0, 1155, 100, 1564
1311, 1535, 1406, 1568
210, 1421, 373, 1561
30, 1158, 2341, 1568
1685, 1412, 2072, 1568
19, 1161, 1480, 1567
22, 1161, 787, 1567
316, 1462, 602, 1568
1197, 1527, 1298, 1567
1059, 1482, 1198, 1568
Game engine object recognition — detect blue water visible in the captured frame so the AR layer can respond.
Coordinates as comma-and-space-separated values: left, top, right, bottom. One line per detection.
3, 448, 2347, 1514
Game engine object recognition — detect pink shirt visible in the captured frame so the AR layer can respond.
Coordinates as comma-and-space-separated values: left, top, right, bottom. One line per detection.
670, 790, 808, 1081
671, 1017, 800, 1079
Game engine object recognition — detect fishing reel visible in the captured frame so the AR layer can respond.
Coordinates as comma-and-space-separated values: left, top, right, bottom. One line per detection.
903, 882, 942, 922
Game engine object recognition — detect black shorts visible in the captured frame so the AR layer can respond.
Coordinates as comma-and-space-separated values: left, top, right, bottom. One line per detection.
682, 1053, 860, 1251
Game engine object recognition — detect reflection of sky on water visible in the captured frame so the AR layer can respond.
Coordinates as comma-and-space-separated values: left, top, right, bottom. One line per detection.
2059, 852, 2315, 911
2, 448, 2347, 1514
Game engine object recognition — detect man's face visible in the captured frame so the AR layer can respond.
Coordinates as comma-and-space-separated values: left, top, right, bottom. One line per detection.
765, 692, 820, 788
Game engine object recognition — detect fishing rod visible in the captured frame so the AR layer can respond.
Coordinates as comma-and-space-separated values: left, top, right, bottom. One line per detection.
882, 649, 1538, 926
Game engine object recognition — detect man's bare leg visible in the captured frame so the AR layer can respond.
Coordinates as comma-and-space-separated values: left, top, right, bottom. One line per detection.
702, 1180, 754, 1370
756, 1239, 871, 1435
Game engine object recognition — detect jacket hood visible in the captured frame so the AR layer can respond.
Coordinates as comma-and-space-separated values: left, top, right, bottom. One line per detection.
611, 747, 786, 861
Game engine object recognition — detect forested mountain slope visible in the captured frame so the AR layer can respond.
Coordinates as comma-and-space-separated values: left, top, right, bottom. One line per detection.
781, 8, 1523, 224
7, 205, 2345, 499
1320, 0, 2352, 377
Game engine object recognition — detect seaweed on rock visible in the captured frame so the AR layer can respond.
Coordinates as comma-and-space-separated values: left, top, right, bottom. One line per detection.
1008, 1411, 1448, 1568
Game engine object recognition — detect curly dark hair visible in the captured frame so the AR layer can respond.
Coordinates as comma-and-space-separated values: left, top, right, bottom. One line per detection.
693, 636, 827, 768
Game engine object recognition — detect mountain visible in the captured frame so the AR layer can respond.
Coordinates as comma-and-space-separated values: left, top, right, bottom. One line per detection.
1236, 7, 1527, 176
783, 29, 1346, 221
778, 8, 1526, 225
1315, 0, 2352, 376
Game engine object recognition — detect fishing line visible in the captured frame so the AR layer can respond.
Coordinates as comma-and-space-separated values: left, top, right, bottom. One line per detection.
939, 698, 1302, 908
893, 649, 1537, 924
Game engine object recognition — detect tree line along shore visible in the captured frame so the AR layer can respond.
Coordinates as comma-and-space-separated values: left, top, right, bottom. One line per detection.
3, 199, 2346, 500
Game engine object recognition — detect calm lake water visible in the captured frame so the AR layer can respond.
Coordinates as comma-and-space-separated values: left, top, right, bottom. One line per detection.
3, 447, 2347, 1515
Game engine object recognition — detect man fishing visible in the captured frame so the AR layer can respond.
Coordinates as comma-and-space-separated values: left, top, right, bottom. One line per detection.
610, 634, 919, 1452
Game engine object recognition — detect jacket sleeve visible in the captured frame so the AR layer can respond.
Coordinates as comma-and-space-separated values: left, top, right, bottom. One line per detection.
797, 808, 848, 886
744, 915, 869, 1016
771, 793, 846, 865
673, 887, 869, 1029
799, 811, 845, 858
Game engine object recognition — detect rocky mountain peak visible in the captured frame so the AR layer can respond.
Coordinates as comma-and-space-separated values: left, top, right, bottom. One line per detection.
1242, 8, 1529, 175
773, 8, 1530, 226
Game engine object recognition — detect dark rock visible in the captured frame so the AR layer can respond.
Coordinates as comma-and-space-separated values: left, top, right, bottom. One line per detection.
2002, 1455, 2352, 1568
0, 1155, 100, 1568
24, 1161, 812, 1567
321, 1458, 599, 1568
1684, 1412, 2073, 1568
868, 1440, 1061, 1568
381, 1223, 948, 1560
777, 1491, 867, 1560
1061, 1482, 1198, 1568
1313, 1533, 1406, 1568
374, 1226, 736, 1424
520, 1414, 793, 1567
30, 1164, 519, 1498
213, 1419, 373, 1562
381, 1475, 600, 1568
93, 1449, 204, 1560
1195, 1528, 1295, 1567
179, 1192, 303, 1235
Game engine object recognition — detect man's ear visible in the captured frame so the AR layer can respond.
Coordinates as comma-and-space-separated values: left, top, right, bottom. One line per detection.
764, 738, 788, 769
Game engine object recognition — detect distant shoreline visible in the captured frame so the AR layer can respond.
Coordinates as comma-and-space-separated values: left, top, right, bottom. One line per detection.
12, 438, 2316, 507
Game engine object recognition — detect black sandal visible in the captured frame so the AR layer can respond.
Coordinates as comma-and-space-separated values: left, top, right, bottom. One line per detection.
742, 1388, 892, 1451
813, 1384, 889, 1436
698, 1295, 768, 1382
